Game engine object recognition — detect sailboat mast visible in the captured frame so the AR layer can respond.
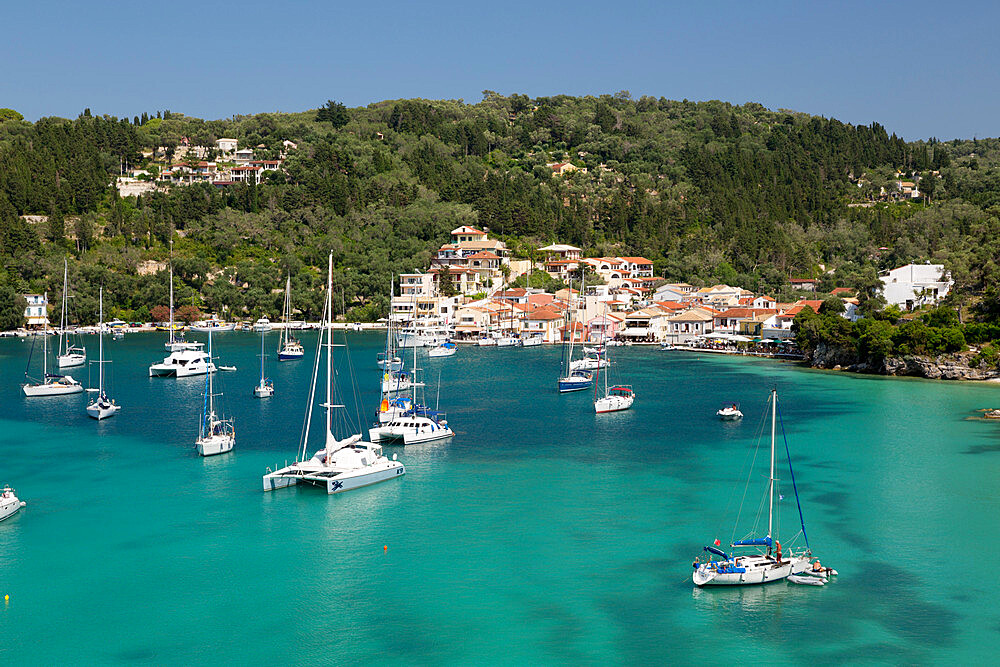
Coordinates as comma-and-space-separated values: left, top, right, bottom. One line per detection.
169, 265, 175, 344
60, 259, 68, 356
325, 253, 333, 446
768, 388, 776, 545
98, 288, 104, 394
42, 292, 48, 377
260, 329, 265, 381
207, 330, 214, 418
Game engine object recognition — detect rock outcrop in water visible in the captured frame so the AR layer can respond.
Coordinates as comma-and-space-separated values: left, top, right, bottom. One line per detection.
806, 344, 1000, 381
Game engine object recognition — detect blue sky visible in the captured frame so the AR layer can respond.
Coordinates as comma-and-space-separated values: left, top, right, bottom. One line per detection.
2, 0, 996, 140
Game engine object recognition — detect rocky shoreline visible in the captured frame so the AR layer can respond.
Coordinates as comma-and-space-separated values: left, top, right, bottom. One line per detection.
808, 343, 1000, 381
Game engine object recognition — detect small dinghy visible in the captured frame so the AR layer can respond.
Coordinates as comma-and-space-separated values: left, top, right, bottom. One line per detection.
219, 365, 237, 371
788, 574, 825, 586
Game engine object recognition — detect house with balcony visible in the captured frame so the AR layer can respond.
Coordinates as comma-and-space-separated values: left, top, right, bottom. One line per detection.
428, 266, 482, 295
216, 138, 238, 155
539, 243, 582, 261
23, 294, 48, 328
524, 306, 566, 343
666, 308, 715, 344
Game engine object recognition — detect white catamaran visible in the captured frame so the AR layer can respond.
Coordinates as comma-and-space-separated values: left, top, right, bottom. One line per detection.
263, 252, 405, 494
692, 389, 824, 586
85, 288, 121, 420
56, 259, 86, 368
196, 330, 235, 456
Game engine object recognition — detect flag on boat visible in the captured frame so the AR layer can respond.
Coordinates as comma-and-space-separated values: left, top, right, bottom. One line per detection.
714, 538, 721, 546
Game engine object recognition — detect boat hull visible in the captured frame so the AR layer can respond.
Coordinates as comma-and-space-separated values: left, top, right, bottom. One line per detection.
57, 353, 86, 368
149, 361, 216, 378
278, 350, 304, 361
0, 493, 25, 522
558, 378, 593, 393
595, 394, 634, 413
253, 384, 274, 398
22, 381, 83, 397
263, 460, 405, 493
693, 556, 810, 586
197, 434, 235, 456
86, 402, 120, 420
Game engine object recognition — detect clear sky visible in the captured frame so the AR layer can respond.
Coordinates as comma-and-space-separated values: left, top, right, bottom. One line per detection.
2, 0, 996, 140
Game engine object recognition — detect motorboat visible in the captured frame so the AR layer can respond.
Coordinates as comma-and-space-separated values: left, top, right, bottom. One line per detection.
56, 260, 86, 368
520, 335, 543, 347
189, 318, 236, 332
85, 288, 121, 420
263, 252, 405, 494
0, 486, 26, 522
22, 301, 85, 397
692, 390, 822, 587
477, 335, 497, 346
196, 331, 235, 456
149, 342, 216, 377
277, 276, 304, 360
717, 404, 744, 420
495, 335, 521, 348
369, 411, 453, 445
253, 317, 273, 332
397, 318, 453, 348
428, 341, 457, 357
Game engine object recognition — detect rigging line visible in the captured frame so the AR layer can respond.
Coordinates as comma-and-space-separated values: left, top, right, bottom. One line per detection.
726, 398, 769, 545
299, 293, 326, 462
777, 396, 809, 550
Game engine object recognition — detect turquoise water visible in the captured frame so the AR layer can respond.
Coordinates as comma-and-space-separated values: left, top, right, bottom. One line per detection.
1, 332, 999, 664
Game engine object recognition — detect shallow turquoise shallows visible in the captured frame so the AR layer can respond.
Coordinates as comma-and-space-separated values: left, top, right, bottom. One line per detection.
2, 332, 1000, 664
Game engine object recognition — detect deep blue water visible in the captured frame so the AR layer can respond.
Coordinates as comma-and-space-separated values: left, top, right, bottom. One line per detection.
1, 331, 999, 664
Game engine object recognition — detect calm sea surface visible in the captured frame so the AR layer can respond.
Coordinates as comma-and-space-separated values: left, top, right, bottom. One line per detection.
1, 331, 999, 664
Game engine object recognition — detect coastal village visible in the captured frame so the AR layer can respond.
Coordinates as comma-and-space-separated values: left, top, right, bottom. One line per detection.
383, 224, 954, 349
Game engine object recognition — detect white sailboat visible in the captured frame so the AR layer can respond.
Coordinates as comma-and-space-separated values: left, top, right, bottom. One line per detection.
56, 259, 86, 368
692, 389, 821, 586
594, 306, 633, 414
263, 252, 405, 493
277, 275, 304, 361
21, 296, 84, 397
196, 330, 235, 456
0, 486, 26, 522
254, 326, 274, 398
85, 288, 121, 420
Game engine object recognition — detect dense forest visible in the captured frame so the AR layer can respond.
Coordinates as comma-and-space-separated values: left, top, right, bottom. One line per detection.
1, 94, 999, 339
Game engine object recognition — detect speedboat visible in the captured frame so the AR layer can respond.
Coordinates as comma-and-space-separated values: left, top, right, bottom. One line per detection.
428, 341, 457, 357
0, 486, 26, 522
253, 317, 273, 332
595, 385, 634, 414
189, 318, 236, 332
149, 342, 216, 377
520, 335, 543, 347
717, 404, 744, 420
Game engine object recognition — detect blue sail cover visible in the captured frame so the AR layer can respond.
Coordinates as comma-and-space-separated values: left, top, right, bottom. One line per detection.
733, 537, 772, 547
703, 546, 730, 559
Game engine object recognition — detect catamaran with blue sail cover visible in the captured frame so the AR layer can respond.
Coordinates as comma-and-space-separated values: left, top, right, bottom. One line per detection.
692, 389, 828, 586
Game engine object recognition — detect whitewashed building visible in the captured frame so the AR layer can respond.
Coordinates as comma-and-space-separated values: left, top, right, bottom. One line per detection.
879, 263, 952, 310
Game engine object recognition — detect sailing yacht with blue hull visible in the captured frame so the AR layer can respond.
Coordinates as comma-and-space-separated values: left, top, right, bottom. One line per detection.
692, 389, 819, 586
